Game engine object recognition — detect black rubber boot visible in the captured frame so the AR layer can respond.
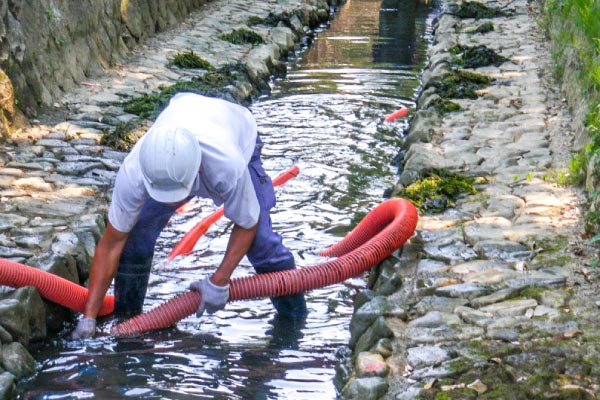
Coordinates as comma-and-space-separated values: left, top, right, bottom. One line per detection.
270, 292, 308, 319
113, 259, 153, 317
255, 258, 308, 319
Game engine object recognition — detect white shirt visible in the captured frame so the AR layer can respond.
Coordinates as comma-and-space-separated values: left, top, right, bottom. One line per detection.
108, 93, 260, 233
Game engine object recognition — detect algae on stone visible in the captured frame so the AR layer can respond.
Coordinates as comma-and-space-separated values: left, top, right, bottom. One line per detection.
396, 169, 477, 213
121, 65, 243, 120
247, 12, 291, 27
429, 97, 461, 115
449, 44, 511, 69
466, 22, 494, 35
428, 69, 493, 100
446, 1, 509, 18
170, 50, 215, 70
101, 120, 142, 151
219, 28, 265, 46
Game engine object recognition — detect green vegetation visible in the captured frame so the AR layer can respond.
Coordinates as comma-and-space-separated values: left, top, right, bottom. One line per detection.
541, 0, 600, 242
170, 50, 214, 70
542, 151, 586, 186
395, 169, 477, 213
447, 1, 509, 18
449, 44, 510, 69
429, 69, 493, 100
415, 338, 600, 399
219, 28, 265, 46
101, 120, 140, 151
247, 12, 291, 27
429, 97, 461, 115
121, 65, 242, 120
467, 21, 494, 35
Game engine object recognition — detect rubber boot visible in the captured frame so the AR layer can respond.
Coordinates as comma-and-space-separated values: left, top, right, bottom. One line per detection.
113, 258, 153, 317
270, 292, 308, 319
256, 258, 308, 319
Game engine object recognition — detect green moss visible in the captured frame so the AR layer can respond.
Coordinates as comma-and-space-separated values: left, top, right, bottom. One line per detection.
429, 69, 493, 100
522, 234, 577, 269
246, 16, 264, 26
429, 97, 461, 115
420, 338, 600, 399
447, 1, 509, 18
518, 287, 547, 302
247, 12, 291, 27
396, 169, 477, 213
122, 93, 158, 117
531, 235, 570, 253
121, 65, 241, 120
449, 44, 511, 68
467, 21, 494, 34
446, 357, 475, 375
219, 28, 265, 46
101, 120, 140, 151
170, 50, 215, 70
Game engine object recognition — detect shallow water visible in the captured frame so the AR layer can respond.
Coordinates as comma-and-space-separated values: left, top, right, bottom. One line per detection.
18, 1, 439, 398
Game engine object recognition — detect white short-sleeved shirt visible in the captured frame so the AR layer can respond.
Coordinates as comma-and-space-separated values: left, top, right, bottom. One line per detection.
108, 93, 260, 233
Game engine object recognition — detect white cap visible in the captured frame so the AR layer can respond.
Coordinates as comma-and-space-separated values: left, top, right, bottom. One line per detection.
139, 127, 201, 203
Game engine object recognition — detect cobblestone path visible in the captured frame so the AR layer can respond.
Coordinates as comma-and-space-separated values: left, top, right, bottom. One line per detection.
338, 0, 600, 399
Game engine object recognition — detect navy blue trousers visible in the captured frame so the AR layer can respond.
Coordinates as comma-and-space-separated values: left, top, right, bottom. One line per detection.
113, 137, 304, 317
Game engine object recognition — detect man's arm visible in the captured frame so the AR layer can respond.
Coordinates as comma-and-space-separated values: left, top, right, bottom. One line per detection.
210, 223, 258, 286
84, 222, 129, 319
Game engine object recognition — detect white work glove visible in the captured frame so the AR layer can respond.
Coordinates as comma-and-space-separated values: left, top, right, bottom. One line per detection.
189, 277, 229, 317
71, 317, 96, 340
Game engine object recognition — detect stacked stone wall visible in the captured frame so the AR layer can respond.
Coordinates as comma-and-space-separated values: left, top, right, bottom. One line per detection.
0, 1, 337, 395
0, 0, 210, 133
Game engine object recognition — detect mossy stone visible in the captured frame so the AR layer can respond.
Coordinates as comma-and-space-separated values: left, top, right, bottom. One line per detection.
447, 1, 509, 18
450, 45, 511, 69
171, 50, 215, 70
120, 64, 243, 120
219, 28, 265, 46
396, 169, 477, 213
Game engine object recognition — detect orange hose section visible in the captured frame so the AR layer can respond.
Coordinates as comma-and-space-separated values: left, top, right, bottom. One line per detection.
167, 209, 225, 260
384, 107, 409, 122
0, 259, 115, 316
110, 198, 417, 336
167, 165, 300, 260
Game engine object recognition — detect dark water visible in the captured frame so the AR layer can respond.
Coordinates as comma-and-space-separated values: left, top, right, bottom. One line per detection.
18, 1, 439, 398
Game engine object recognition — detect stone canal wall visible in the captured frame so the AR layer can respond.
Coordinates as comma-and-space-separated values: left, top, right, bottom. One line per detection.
0, 1, 335, 397
0, 0, 211, 127
337, 0, 600, 398
2, 0, 598, 398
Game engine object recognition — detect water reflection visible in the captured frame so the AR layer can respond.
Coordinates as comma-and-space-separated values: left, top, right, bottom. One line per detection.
375, 0, 433, 65
19, 0, 439, 398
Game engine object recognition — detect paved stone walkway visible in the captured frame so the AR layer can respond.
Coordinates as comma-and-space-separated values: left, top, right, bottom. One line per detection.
338, 0, 600, 399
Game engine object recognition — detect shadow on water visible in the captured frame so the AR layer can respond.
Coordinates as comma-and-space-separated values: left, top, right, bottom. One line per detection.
18, 0, 439, 398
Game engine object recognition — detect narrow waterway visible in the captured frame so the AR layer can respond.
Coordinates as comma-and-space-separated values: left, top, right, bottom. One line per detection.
19, 1, 439, 398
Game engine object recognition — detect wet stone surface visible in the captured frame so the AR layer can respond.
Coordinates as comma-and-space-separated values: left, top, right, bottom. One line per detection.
0, 0, 336, 395
339, 0, 600, 398
1, 0, 599, 397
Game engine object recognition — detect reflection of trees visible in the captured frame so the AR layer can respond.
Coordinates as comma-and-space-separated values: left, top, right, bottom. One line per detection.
303, 0, 384, 68
302, 0, 439, 68
374, 0, 439, 66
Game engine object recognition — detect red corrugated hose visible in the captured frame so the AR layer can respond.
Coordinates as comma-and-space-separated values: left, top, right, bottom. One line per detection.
0, 165, 418, 337
167, 165, 300, 260
111, 197, 417, 336
0, 259, 115, 316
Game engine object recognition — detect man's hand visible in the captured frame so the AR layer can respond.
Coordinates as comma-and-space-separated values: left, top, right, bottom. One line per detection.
189, 277, 229, 317
71, 317, 96, 339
